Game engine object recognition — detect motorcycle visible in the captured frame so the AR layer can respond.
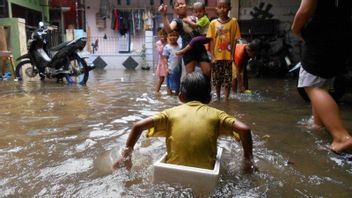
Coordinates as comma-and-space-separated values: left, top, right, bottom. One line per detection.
15, 22, 95, 84
248, 32, 296, 78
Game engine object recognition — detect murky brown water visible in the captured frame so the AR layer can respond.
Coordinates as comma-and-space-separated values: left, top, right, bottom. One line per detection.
1, 66, 352, 197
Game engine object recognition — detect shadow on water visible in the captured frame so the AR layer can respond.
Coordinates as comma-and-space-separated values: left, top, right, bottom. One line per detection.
0, 67, 352, 197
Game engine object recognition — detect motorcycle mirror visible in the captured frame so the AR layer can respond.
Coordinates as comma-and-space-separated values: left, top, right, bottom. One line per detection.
39, 21, 44, 28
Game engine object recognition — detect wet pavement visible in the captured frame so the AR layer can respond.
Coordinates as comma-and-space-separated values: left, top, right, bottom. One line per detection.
0, 66, 352, 197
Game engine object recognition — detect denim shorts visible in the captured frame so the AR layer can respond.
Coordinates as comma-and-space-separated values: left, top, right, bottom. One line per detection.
167, 71, 182, 91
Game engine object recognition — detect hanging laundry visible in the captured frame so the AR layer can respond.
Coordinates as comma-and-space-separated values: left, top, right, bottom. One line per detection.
118, 10, 130, 35
111, 9, 119, 31
136, 9, 143, 31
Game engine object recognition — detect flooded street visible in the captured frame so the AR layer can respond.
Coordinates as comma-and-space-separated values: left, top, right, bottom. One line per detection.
1, 66, 352, 197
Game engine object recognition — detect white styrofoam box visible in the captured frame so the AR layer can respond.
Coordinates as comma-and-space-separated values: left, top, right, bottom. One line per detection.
153, 147, 223, 196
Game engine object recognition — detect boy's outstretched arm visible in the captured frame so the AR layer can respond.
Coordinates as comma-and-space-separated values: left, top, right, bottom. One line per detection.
233, 120, 256, 173
112, 117, 154, 170
158, 4, 176, 33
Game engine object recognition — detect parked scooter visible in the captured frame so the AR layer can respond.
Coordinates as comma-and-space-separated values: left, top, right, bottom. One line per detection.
15, 22, 95, 84
248, 32, 296, 77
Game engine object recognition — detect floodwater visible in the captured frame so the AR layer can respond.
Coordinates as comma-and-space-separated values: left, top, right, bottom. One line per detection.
0, 66, 352, 197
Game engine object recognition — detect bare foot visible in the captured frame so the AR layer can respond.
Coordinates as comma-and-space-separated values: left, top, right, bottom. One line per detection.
308, 116, 325, 130
330, 136, 352, 154
311, 123, 325, 130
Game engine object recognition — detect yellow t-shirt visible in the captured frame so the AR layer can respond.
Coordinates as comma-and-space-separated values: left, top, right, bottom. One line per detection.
207, 18, 241, 61
147, 101, 239, 169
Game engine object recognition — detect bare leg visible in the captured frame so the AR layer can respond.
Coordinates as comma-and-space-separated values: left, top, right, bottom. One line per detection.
232, 78, 238, 93
155, 76, 165, 93
236, 66, 245, 93
166, 87, 172, 95
185, 61, 196, 74
177, 36, 210, 57
215, 85, 221, 101
199, 61, 211, 78
312, 105, 324, 129
176, 44, 192, 56
305, 87, 352, 153
224, 85, 230, 101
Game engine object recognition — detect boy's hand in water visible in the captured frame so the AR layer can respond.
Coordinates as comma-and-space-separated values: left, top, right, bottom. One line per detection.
241, 158, 258, 174
112, 147, 133, 171
112, 157, 132, 171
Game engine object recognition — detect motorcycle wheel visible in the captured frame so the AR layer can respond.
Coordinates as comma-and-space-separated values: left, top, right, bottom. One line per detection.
66, 55, 89, 85
15, 60, 39, 81
297, 75, 346, 103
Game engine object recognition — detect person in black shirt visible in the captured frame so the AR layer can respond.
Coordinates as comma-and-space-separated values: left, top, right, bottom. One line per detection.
292, 0, 352, 153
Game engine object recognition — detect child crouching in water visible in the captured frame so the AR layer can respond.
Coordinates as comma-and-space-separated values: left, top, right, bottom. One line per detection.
112, 72, 256, 173
163, 31, 182, 95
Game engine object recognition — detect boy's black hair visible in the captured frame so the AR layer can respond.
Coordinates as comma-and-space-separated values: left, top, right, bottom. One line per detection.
172, 0, 188, 7
247, 39, 261, 53
180, 72, 211, 103
193, 1, 205, 9
217, 0, 231, 6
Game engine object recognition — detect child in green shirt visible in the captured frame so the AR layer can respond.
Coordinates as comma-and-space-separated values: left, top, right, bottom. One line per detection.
175, 1, 211, 56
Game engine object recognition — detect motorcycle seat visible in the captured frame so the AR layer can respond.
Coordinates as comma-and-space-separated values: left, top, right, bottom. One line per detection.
50, 41, 71, 51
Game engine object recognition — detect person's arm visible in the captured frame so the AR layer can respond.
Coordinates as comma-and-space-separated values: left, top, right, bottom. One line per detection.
112, 117, 154, 170
206, 22, 215, 63
158, 4, 177, 33
183, 17, 198, 29
291, 0, 317, 40
162, 55, 169, 73
233, 120, 256, 173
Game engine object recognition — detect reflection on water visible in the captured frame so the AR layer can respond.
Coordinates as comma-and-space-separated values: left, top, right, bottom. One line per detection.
0, 67, 352, 197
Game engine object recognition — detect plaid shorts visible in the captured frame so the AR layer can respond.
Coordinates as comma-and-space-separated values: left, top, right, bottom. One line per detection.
212, 60, 232, 87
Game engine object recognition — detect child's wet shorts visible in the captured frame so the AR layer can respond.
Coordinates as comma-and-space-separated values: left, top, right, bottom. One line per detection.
182, 44, 210, 65
212, 60, 232, 87
298, 67, 334, 89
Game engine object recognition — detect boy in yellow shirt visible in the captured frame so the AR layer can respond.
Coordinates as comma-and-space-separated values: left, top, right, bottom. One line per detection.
112, 72, 255, 172
207, 0, 241, 101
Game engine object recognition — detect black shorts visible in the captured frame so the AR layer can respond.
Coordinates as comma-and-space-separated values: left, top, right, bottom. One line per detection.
182, 44, 210, 65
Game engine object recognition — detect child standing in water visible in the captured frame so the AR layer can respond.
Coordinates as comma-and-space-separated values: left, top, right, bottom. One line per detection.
159, 0, 211, 78
155, 28, 168, 93
207, 0, 241, 101
175, 1, 211, 56
112, 72, 255, 172
163, 31, 182, 95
